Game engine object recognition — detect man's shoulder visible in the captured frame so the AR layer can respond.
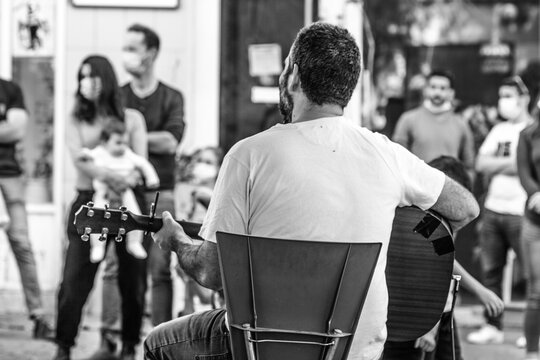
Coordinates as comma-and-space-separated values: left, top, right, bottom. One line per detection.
158, 81, 184, 99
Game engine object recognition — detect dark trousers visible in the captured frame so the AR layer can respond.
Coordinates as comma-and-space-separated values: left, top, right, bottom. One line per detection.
478, 209, 523, 329
55, 191, 148, 348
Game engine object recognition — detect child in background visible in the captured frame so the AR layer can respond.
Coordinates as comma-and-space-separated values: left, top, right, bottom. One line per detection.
79, 120, 159, 262
175, 146, 223, 315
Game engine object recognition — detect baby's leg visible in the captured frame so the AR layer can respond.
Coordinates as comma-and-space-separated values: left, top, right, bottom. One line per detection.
89, 234, 107, 263
122, 189, 147, 259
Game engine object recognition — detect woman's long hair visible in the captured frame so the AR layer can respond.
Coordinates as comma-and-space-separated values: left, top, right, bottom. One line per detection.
73, 55, 125, 123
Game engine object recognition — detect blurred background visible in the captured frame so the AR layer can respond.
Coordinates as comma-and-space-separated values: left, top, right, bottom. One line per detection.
0, 0, 537, 338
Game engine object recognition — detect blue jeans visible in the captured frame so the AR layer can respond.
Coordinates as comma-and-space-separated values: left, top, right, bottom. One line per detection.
0, 176, 43, 318
144, 309, 231, 360
146, 190, 177, 326
478, 209, 523, 329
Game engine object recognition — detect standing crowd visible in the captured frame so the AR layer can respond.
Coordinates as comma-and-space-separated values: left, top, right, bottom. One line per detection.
0, 20, 538, 360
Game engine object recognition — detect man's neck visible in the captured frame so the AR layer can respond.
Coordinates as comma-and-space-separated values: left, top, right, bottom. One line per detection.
130, 70, 158, 98
509, 111, 532, 125
292, 103, 343, 123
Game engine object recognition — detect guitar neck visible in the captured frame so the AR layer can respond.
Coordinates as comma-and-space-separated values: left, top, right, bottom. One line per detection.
133, 214, 204, 240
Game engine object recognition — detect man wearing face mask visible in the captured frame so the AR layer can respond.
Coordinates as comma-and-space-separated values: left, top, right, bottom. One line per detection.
392, 70, 475, 171
467, 76, 532, 345
120, 24, 185, 328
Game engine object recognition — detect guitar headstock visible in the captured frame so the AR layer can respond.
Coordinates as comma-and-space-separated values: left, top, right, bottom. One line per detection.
74, 202, 145, 242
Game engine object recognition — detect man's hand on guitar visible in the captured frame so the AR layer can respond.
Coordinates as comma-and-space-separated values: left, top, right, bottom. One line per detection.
152, 211, 192, 252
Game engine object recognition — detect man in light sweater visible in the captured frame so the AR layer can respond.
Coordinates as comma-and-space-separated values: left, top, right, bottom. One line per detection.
392, 69, 475, 171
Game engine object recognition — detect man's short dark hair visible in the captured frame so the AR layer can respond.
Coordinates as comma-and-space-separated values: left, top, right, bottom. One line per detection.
428, 156, 471, 191
427, 69, 455, 89
500, 75, 530, 96
127, 23, 160, 52
290, 22, 361, 108
100, 119, 126, 142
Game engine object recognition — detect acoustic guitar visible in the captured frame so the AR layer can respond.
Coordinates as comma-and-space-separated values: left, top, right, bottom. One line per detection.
73, 203, 455, 342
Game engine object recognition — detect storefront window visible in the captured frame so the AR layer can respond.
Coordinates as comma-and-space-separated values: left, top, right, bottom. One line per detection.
12, 57, 54, 204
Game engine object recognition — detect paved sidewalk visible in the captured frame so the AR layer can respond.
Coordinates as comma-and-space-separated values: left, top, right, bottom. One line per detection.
0, 290, 530, 360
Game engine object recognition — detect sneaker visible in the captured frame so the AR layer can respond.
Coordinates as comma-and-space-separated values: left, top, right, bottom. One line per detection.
517, 336, 527, 348
466, 324, 504, 344
52, 346, 71, 360
33, 317, 55, 341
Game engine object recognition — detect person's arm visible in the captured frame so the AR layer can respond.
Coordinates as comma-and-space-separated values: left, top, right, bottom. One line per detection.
429, 175, 479, 232
460, 119, 477, 171
0, 108, 27, 143
453, 261, 504, 317
148, 131, 179, 154
127, 150, 160, 189
153, 211, 221, 290
516, 130, 540, 213
475, 125, 516, 176
126, 109, 148, 157
517, 130, 540, 196
148, 90, 185, 154
0, 82, 27, 143
476, 154, 516, 176
391, 114, 411, 150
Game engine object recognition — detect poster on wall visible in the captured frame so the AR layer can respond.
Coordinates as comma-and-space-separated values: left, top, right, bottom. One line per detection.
12, 0, 54, 57
71, 0, 179, 8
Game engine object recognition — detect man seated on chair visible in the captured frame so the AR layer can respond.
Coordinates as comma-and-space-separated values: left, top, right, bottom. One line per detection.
146, 22, 480, 360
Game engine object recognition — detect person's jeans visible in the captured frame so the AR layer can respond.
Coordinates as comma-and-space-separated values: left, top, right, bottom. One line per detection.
144, 309, 231, 360
0, 176, 44, 318
56, 191, 148, 348
478, 209, 523, 329
101, 242, 122, 333
521, 217, 540, 353
146, 190, 176, 326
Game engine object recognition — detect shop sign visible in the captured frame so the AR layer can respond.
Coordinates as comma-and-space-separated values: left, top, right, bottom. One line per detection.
479, 43, 513, 74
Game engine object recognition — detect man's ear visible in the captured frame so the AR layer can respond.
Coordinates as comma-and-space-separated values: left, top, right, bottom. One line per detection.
288, 63, 301, 92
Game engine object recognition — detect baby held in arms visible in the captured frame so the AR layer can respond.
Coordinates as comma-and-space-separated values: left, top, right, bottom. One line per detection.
78, 120, 159, 262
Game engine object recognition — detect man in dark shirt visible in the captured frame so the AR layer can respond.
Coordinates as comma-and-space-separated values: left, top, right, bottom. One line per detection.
121, 24, 185, 326
0, 78, 53, 339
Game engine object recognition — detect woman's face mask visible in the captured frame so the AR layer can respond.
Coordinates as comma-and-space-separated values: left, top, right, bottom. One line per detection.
79, 77, 102, 101
192, 162, 218, 182
498, 97, 522, 120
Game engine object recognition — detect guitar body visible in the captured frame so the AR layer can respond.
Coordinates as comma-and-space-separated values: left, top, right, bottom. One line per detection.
386, 206, 454, 342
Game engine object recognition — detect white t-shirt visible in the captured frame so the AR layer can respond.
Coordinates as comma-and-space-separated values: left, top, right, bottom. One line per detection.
200, 116, 445, 360
479, 120, 529, 215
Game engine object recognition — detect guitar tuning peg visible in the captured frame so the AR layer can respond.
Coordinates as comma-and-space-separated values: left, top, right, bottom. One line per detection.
114, 235, 123, 242
86, 201, 94, 207
99, 228, 109, 241
119, 206, 127, 211
104, 211, 111, 219
118, 228, 126, 236
104, 204, 109, 210
81, 234, 90, 241
84, 227, 92, 235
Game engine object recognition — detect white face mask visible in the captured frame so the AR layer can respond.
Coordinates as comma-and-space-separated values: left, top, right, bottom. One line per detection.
423, 99, 452, 114
192, 162, 218, 182
122, 51, 143, 74
498, 97, 522, 120
79, 77, 101, 101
